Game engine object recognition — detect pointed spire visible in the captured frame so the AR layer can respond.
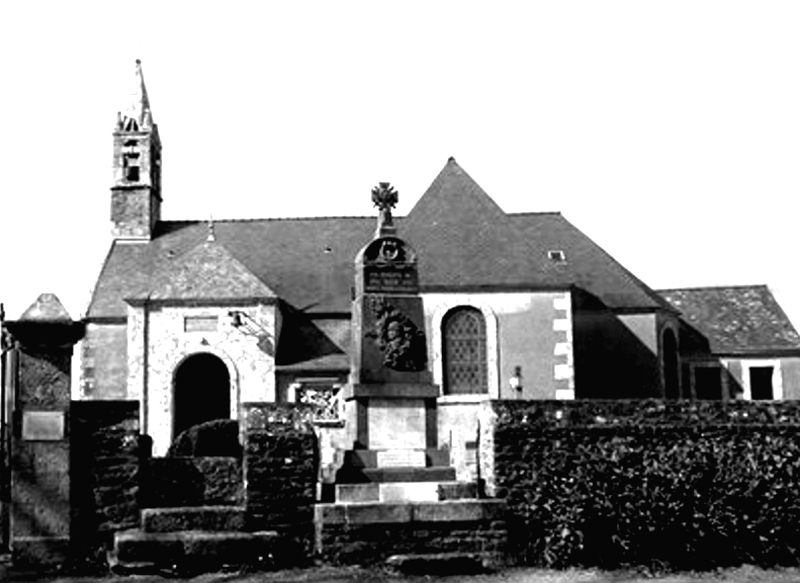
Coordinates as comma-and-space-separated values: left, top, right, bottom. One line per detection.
117, 59, 153, 131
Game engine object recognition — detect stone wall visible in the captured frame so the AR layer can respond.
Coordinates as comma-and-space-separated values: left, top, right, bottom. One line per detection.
241, 403, 319, 561
142, 457, 243, 508
315, 501, 508, 565
70, 401, 145, 546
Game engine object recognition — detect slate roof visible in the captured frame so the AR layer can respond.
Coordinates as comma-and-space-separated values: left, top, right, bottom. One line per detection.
136, 237, 276, 303
659, 285, 800, 355
87, 158, 669, 319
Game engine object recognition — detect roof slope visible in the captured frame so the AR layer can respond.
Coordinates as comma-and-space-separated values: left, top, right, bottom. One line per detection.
87, 159, 671, 318
659, 285, 800, 355
403, 158, 566, 289
141, 237, 276, 302
510, 213, 671, 310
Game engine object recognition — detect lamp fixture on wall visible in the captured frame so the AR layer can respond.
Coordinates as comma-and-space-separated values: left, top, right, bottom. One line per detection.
509, 365, 523, 395
228, 310, 274, 356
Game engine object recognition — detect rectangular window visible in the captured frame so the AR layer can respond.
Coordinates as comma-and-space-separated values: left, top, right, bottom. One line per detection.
750, 366, 774, 400
184, 316, 218, 333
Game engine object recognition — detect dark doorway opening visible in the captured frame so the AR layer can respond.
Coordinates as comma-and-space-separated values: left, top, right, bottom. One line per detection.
750, 366, 774, 400
173, 353, 231, 439
694, 366, 722, 400
663, 329, 679, 399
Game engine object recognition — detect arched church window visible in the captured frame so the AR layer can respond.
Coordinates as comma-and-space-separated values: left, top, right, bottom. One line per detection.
443, 307, 488, 395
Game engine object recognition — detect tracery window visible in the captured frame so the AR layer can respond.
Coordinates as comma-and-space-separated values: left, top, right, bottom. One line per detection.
443, 307, 488, 395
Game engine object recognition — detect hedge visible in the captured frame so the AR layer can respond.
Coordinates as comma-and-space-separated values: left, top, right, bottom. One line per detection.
489, 400, 800, 571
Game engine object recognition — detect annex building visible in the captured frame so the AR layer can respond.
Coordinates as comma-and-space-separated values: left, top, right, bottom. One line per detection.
81, 61, 800, 458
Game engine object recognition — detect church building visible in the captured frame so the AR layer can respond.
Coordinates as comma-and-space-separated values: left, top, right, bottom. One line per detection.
81, 61, 800, 458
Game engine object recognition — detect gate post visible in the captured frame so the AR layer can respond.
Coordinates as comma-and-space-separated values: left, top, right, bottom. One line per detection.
4, 294, 83, 568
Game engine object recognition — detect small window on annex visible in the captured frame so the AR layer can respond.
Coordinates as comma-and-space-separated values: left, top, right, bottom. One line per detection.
750, 366, 774, 400
442, 307, 488, 395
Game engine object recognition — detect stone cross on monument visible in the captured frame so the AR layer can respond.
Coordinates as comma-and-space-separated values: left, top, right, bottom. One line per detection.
371, 182, 398, 237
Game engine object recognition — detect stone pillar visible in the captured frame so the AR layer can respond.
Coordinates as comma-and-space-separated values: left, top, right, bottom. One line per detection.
242, 403, 318, 561
4, 294, 83, 568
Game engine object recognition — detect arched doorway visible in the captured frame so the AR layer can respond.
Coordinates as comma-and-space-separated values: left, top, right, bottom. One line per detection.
173, 352, 231, 439
663, 329, 680, 399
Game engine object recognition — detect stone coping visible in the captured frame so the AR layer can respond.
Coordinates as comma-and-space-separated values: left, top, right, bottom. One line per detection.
343, 383, 440, 399
315, 499, 506, 525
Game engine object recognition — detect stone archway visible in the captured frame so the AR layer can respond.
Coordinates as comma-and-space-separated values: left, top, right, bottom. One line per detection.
172, 352, 231, 439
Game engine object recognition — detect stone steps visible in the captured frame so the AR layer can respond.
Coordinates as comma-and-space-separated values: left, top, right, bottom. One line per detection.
337, 465, 456, 483
110, 529, 278, 574
336, 480, 479, 503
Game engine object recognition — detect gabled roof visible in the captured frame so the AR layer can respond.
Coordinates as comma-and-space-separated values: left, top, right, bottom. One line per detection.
510, 213, 673, 311
87, 159, 671, 318
132, 236, 276, 303
659, 285, 800, 355
403, 158, 565, 289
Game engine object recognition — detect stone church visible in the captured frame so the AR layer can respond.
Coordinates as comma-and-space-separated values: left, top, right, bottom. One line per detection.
81, 61, 800, 458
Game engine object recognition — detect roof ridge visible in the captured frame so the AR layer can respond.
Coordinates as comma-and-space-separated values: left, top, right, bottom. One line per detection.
509, 211, 563, 217
657, 284, 769, 293
160, 215, 374, 225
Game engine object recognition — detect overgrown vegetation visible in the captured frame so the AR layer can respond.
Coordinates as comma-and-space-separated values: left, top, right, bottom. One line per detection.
492, 400, 800, 571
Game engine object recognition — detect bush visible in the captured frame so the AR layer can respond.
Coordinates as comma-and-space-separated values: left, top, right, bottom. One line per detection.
167, 418, 242, 458
491, 400, 800, 571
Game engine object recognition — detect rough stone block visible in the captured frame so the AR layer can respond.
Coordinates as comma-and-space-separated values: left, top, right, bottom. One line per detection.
142, 505, 246, 533
11, 536, 71, 568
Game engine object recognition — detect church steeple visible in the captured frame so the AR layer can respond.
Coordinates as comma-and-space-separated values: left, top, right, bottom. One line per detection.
111, 59, 162, 240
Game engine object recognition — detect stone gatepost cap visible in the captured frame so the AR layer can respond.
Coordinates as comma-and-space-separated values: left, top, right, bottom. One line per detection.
18, 293, 73, 322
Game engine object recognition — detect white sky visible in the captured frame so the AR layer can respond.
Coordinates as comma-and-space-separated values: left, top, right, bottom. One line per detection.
1, 1, 799, 327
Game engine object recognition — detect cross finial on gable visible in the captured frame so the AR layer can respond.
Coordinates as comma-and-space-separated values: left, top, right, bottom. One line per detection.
371, 182, 398, 237
207, 216, 216, 242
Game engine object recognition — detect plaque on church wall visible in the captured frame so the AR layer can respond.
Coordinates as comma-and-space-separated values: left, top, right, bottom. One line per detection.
22, 411, 65, 441
184, 316, 218, 332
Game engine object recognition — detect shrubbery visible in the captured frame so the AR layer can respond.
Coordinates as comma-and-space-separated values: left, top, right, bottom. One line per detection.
491, 400, 800, 571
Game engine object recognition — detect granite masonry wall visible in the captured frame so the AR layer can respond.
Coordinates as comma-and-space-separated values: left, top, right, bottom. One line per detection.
70, 401, 146, 548
242, 402, 319, 563
315, 500, 508, 565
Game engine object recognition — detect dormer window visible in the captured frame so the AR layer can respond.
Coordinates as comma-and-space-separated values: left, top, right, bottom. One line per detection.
124, 118, 140, 132
548, 250, 566, 263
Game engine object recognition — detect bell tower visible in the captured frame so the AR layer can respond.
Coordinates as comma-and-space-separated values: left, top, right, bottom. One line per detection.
111, 59, 162, 240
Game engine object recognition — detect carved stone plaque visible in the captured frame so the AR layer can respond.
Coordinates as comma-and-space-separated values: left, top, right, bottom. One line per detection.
376, 449, 427, 468
22, 411, 65, 441
364, 266, 418, 293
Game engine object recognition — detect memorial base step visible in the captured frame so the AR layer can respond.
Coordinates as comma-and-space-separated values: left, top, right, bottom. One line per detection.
336, 465, 456, 484
343, 448, 449, 468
